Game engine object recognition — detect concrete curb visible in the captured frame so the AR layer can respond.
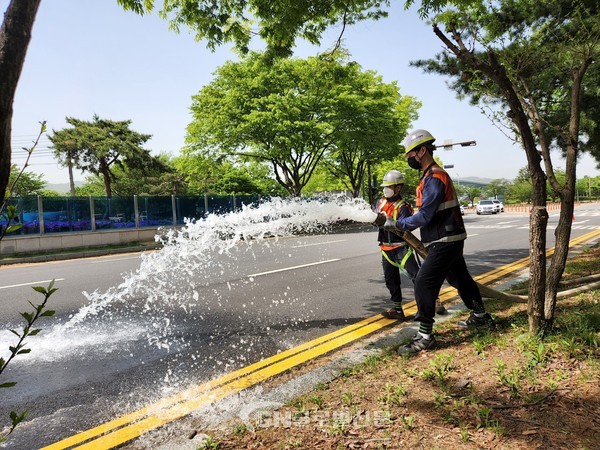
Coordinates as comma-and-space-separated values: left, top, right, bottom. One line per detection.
0, 243, 160, 266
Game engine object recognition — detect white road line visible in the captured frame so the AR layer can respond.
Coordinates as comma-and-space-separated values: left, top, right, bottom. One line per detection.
248, 259, 340, 277
90, 256, 141, 264
291, 239, 347, 248
0, 278, 65, 290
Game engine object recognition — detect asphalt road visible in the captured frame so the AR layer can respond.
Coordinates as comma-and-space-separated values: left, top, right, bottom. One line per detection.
1, 204, 599, 449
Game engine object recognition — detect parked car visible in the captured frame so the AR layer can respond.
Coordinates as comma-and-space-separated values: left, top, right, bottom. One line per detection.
492, 199, 504, 213
460, 204, 465, 215
476, 199, 497, 214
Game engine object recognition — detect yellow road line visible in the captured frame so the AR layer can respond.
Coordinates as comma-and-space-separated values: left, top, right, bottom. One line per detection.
73, 319, 396, 449
42, 314, 392, 450
42, 228, 600, 449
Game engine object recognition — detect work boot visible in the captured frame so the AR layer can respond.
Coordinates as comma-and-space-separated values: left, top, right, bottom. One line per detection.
397, 333, 437, 356
382, 308, 406, 321
435, 299, 448, 315
457, 312, 494, 328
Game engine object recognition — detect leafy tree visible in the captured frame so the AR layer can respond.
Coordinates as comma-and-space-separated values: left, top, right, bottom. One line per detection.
303, 165, 349, 196
173, 153, 220, 196
411, 0, 600, 333
320, 62, 420, 197
459, 185, 482, 207
547, 170, 566, 202
49, 116, 161, 197
187, 52, 417, 196
576, 175, 600, 200
482, 179, 510, 201
186, 52, 343, 196
506, 180, 533, 204
372, 155, 422, 204
175, 151, 285, 196
117, 0, 392, 58
1, 122, 46, 240
7, 164, 46, 197
242, 161, 287, 196
0, 0, 453, 242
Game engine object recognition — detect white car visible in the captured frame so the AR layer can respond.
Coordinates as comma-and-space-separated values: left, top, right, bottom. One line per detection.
476, 200, 497, 214
492, 199, 504, 213
460, 204, 465, 215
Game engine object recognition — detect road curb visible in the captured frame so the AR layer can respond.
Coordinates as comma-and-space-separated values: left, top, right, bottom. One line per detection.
0, 244, 160, 266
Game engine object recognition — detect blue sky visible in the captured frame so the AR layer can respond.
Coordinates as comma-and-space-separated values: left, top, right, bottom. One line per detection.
6, 0, 600, 185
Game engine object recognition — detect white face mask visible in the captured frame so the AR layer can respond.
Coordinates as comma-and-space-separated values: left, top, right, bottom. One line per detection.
383, 187, 395, 198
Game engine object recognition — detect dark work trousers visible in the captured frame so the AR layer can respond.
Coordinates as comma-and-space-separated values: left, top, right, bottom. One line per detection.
381, 246, 420, 308
414, 240, 484, 324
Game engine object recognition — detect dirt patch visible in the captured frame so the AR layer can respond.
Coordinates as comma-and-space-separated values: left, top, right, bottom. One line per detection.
206, 295, 599, 449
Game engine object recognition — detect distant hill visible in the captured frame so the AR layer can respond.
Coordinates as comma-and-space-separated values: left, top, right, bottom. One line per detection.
46, 182, 84, 193
458, 176, 494, 188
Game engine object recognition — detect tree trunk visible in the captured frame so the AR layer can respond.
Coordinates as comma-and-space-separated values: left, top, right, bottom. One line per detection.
545, 197, 574, 328
68, 158, 76, 196
528, 205, 548, 333
0, 0, 42, 202
99, 160, 112, 197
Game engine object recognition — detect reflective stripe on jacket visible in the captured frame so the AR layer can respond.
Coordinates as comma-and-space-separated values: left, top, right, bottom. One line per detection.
416, 164, 466, 245
376, 198, 413, 251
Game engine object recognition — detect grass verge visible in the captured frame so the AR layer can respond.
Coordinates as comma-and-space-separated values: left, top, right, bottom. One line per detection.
198, 247, 600, 450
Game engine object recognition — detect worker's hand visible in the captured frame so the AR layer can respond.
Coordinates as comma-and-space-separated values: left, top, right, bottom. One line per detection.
372, 213, 387, 227
383, 217, 399, 233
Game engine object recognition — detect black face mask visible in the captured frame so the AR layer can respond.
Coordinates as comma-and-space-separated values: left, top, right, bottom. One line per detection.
407, 156, 421, 170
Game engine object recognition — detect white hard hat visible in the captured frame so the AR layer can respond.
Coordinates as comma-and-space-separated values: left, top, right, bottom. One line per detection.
380, 170, 405, 187
404, 129, 436, 154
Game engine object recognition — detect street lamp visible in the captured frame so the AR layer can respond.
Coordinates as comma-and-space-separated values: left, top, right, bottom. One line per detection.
436, 139, 477, 150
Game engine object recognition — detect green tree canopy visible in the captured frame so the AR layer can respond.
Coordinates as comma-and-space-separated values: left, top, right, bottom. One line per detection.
77, 154, 183, 197
173, 154, 285, 196
117, 0, 392, 58
458, 185, 482, 207
49, 115, 162, 197
410, 0, 600, 333
7, 164, 46, 197
186, 52, 419, 197
322, 63, 420, 197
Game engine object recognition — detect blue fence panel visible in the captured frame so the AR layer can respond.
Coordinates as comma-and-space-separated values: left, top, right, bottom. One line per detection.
41, 197, 93, 234
235, 195, 261, 211
2, 197, 38, 235
207, 196, 234, 215
175, 197, 204, 225
139, 196, 174, 227
15, 197, 40, 235
4, 194, 275, 237
93, 196, 136, 229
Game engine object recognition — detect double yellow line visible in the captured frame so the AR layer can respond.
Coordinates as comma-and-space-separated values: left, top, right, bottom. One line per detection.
43, 229, 600, 449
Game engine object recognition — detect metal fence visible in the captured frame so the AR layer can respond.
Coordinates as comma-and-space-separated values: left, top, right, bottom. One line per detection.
2, 194, 262, 236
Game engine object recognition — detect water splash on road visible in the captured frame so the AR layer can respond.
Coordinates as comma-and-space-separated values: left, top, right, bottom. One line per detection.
57, 196, 376, 350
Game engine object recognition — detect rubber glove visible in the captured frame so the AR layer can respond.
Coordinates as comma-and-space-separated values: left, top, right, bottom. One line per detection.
372, 213, 387, 227
383, 217, 400, 233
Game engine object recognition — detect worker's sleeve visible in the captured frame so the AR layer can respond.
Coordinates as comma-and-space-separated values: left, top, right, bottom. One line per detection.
394, 177, 446, 231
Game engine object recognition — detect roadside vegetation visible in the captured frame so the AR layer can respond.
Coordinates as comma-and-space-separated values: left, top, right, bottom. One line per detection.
196, 245, 600, 449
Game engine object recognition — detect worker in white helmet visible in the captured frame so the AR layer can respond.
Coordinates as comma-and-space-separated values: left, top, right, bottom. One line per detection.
373, 169, 447, 321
